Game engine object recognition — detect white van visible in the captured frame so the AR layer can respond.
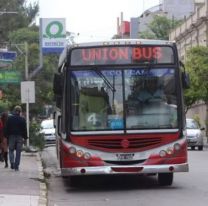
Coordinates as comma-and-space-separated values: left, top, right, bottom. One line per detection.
40, 119, 56, 143
186, 118, 204, 150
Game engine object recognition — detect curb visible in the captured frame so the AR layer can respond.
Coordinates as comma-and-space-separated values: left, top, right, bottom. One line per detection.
36, 153, 48, 206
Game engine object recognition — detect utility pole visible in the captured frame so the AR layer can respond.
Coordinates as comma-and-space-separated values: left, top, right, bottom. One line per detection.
24, 42, 30, 147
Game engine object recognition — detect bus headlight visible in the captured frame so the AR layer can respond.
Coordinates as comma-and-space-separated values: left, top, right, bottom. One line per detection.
84, 152, 91, 160
159, 150, 167, 157
69, 147, 76, 154
174, 143, 181, 151
76, 150, 84, 158
167, 147, 173, 155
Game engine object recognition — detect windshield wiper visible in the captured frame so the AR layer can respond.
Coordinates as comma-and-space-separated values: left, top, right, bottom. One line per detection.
94, 68, 116, 92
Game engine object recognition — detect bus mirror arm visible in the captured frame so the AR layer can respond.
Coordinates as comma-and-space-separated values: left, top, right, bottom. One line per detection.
58, 115, 61, 137
180, 61, 190, 89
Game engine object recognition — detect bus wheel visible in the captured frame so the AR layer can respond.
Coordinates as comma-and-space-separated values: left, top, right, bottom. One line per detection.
158, 173, 173, 186
198, 146, 203, 151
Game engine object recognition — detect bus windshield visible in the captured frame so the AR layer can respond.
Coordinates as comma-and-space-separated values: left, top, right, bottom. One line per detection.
70, 68, 178, 131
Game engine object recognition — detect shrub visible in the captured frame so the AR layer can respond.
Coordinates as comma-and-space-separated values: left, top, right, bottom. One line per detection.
29, 120, 45, 150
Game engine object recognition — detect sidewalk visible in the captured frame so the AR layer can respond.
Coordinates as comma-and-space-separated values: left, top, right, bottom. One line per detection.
0, 152, 47, 206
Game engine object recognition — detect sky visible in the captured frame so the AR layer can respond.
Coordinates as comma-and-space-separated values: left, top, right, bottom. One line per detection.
29, 0, 160, 42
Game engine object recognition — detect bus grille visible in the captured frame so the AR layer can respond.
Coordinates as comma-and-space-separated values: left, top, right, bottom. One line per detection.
104, 160, 146, 165
88, 137, 162, 150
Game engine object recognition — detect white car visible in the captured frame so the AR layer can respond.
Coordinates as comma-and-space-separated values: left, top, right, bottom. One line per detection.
186, 118, 204, 150
40, 119, 56, 143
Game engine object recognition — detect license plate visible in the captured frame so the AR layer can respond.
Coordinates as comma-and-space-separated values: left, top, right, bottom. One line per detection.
187, 139, 195, 143
116, 153, 134, 160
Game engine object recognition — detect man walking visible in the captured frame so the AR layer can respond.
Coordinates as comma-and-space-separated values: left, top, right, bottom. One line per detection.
4, 105, 28, 171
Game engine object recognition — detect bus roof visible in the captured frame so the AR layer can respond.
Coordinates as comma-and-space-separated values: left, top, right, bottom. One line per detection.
71, 39, 176, 47
58, 39, 176, 68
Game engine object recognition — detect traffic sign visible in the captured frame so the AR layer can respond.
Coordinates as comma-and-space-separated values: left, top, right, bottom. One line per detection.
0, 51, 17, 61
0, 70, 21, 84
21, 81, 35, 103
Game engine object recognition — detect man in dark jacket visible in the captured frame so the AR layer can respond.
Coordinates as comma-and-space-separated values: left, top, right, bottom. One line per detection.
4, 105, 27, 171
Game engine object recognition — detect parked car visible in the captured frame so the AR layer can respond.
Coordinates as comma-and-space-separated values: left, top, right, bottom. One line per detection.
40, 119, 56, 143
186, 118, 204, 150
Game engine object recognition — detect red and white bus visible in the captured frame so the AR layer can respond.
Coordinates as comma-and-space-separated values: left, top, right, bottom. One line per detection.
53, 39, 189, 186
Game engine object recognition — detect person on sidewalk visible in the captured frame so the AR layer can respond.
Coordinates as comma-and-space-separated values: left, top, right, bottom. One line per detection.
0, 112, 9, 168
4, 106, 28, 171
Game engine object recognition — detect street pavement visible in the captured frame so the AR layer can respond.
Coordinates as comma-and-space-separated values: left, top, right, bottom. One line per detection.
0, 137, 207, 206
0, 152, 47, 206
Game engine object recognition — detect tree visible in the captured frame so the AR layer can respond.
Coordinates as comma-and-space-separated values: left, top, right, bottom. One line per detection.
31, 53, 58, 118
185, 46, 208, 102
139, 15, 182, 40
185, 46, 208, 134
0, 0, 38, 41
139, 30, 156, 39
0, 1, 57, 148
0, 0, 57, 118
0, 24, 40, 112
3, 27, 59, 118
0, 1, 38, 113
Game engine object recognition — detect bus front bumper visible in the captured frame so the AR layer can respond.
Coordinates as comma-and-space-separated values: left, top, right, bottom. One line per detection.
61, 163, 189, 176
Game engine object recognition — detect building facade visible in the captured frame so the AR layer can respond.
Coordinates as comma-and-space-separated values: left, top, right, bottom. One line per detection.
169, 0, 207, 130
137, 0, 195, 37
169, 1, 208, 60
116, 0, 195, 39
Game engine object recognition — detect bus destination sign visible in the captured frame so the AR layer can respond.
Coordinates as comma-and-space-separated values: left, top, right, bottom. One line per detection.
71, 46, 174, 65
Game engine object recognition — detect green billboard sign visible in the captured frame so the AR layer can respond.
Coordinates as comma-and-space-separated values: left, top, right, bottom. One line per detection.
0, 70, 21, 84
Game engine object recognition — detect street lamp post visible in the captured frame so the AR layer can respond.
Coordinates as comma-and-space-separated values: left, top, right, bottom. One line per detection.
14, 42, 30, 147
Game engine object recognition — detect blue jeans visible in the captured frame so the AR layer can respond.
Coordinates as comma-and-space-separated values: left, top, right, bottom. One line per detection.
8, 135, 23, 169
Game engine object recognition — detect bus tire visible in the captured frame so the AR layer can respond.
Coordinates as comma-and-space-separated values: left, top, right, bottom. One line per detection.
198, 146, 203, 151
158, 173, 173, 186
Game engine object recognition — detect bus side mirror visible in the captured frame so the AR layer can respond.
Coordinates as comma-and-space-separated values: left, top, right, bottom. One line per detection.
53, 73, 63, 108
182, 72, 190, 89
53, 73, 63, 96
53, 111, 56, 128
